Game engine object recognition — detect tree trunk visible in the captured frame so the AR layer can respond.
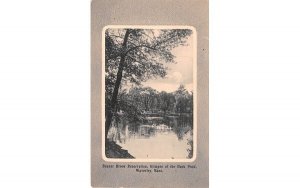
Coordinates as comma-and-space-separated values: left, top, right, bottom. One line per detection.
105, 30, 130, 140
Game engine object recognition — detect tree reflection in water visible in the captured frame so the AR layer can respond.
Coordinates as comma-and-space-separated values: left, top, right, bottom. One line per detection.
107, 115, 194, 159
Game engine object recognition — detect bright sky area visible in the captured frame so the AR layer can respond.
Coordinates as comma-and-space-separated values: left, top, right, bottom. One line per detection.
141, 34, 194, 92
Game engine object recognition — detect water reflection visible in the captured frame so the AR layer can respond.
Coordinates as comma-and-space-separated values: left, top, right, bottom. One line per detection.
107, 116, 193, 159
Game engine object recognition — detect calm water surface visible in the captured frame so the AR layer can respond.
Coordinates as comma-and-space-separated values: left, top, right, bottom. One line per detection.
108, 116, 193, 159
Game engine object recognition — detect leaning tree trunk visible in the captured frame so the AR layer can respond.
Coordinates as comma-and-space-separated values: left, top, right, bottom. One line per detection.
105, 30, 130, 140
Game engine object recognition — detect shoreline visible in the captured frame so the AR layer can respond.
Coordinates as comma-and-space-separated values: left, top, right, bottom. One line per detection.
105, 141, 134, 159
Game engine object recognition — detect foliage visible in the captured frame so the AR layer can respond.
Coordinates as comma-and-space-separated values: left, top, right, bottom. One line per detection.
174, 85, 193, 113
105, 28, 192, 85
105, 28, 192, 137
187, 132, 193, 159
116, 85, 193, 118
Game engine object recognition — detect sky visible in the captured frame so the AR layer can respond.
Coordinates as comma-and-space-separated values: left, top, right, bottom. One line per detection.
141, 35, 194, 93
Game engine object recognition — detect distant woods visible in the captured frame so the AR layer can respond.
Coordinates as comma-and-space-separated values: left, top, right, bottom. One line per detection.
117, 85, 193, 121
105, 28, 193, 139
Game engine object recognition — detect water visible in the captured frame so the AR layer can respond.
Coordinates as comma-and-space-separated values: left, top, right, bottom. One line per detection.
108, 116, 193, 159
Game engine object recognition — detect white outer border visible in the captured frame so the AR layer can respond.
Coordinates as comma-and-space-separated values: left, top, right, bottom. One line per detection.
101, 25, 197, 162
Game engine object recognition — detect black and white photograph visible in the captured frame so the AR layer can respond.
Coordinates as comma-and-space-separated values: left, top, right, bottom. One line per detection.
102, 26, 197, 161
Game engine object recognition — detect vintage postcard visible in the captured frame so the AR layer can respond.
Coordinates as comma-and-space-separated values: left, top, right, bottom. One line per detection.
92, 0, 208, 187
102, 25, 197, 162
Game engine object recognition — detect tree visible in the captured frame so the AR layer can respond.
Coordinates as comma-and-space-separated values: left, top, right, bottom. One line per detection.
126, 86, 157, 112
159, 91, 175, 114
139, 87, 157, 112
174, 85, 191, 114
105, 28, 192, 139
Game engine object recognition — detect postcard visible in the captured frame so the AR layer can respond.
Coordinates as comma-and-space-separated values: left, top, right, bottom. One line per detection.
91, 0, 208, 187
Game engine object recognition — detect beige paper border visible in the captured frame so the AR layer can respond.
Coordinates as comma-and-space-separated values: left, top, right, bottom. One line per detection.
91, 0, 208, 187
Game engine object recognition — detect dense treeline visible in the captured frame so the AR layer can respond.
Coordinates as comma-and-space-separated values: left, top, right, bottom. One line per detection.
107, 84, 193, 123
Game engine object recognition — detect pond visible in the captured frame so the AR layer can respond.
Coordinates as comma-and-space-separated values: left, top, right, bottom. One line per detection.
107, 115, 193, 159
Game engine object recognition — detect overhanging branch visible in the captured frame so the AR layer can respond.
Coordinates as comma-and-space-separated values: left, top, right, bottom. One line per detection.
124, 45, 157, 56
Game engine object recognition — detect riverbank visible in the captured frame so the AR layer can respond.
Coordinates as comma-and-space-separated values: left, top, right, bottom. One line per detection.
144, 112, 192, 117
105, 141, 134, 159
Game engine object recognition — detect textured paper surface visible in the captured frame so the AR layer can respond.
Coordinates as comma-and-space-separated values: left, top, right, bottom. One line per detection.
91, 0, 208, 187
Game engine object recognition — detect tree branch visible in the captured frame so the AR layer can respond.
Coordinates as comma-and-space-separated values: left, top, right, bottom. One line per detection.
124, 45, 157, 56
153, 35, 176, 48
